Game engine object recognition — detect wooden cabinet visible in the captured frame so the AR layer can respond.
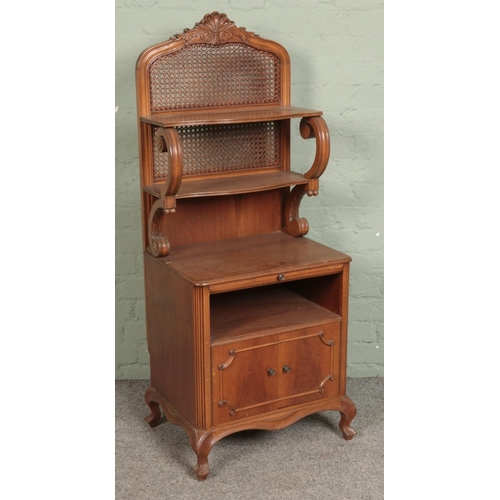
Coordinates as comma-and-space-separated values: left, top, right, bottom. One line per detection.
136, 12, 357, 480
211, 286, 342, 425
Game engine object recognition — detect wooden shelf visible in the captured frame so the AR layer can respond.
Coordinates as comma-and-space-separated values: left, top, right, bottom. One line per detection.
140, 106, 322, 128
159, 232, 351, 288
143, 170, 308, 199
210, 286, 340, 345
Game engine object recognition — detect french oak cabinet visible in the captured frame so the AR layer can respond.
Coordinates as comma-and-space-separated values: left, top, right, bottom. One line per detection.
135, 12, 357, 480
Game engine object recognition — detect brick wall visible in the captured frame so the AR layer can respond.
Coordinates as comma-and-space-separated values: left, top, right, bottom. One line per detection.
115, 0, 384, 379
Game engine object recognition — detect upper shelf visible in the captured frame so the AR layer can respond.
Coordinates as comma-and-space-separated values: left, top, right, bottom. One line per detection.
140, 106, 322, 128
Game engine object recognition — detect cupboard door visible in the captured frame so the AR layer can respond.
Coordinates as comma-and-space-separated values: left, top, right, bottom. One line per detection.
212, 335, 279, 425
278, 322, 340, 408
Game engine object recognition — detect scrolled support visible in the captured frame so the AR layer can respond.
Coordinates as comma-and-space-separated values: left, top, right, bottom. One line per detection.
283, 115, 330, 237
148, 198, 171, 257
300, 115, 330, 183
147, 127, 183, 257
283, 185, 309, 237
155, 127, 183, 200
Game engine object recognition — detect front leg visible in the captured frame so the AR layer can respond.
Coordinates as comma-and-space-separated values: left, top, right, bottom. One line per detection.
190, 431, 216, 481
339, 396, 357, 440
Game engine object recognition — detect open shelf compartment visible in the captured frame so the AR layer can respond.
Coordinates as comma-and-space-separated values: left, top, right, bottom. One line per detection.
210, 284, 341, 345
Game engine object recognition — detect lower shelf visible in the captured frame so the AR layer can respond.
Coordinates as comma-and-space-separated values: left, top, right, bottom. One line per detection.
210, 284, 340, 344
143, 170, 308, 199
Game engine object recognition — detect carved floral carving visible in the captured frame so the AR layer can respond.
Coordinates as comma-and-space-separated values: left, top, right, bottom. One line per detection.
172, 11, 257, 45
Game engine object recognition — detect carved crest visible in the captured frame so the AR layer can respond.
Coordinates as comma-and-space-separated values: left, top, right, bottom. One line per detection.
173, 12, 257, 45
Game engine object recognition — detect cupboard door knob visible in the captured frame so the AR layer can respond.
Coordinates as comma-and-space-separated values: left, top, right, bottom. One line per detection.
282, 365, 291, 373
278, 274, 285, 281
267, 368, 276, 376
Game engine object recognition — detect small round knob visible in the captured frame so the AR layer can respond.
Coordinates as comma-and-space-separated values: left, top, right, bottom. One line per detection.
278, 274, 285, 281
267, 368, 275, 376
282, 365, 291, 373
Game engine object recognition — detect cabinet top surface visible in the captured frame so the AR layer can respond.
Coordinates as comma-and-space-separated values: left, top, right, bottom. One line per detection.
156, 232, 351, 286
140, 106, 322, 128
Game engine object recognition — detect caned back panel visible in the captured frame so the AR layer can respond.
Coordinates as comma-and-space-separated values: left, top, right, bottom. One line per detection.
152, 122, 281, 178
149, 43, 281, 111
148, 42, 284, 180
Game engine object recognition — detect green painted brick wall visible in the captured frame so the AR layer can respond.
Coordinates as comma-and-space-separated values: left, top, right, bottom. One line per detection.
115, 0, 384, 379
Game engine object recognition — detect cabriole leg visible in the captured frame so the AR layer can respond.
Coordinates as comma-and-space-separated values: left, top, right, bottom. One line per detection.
144, 386, 162, 427
339, 397, 357, 440
191, 432, 215, 481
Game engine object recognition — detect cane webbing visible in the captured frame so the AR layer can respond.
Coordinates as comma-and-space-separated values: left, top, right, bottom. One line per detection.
153, 121, 281, 179
150, 43, 281, 111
